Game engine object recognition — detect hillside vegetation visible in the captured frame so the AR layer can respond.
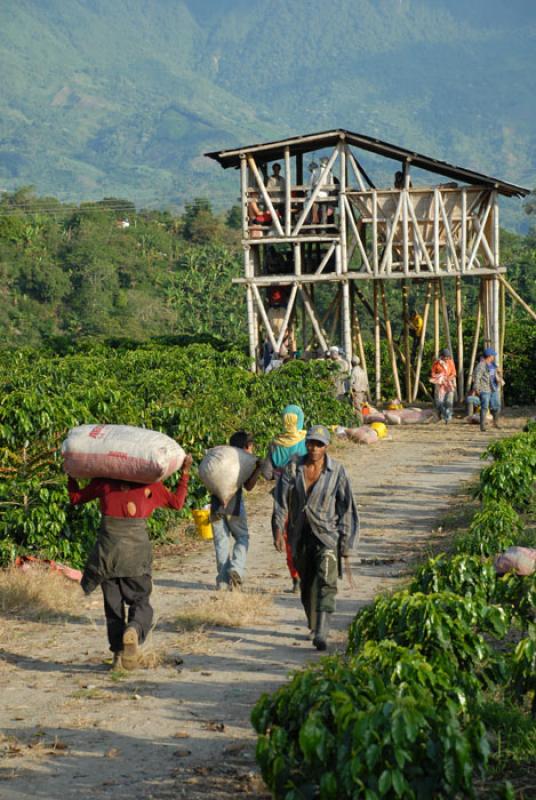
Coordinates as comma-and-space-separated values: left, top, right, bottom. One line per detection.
0, 0, 534, 219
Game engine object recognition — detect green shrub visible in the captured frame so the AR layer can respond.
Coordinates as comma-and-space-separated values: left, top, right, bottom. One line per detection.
252, 646, 490, 800
347, 590, 508, 687
476, 435, 536, 510
410, 553, 497, 601
455, 500, 523, 557
508, 625, 536, 714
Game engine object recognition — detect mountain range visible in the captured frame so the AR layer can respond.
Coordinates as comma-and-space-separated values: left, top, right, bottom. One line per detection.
0, 0, 535, 226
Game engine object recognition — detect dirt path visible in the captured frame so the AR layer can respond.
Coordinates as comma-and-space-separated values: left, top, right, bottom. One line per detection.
0, 414, 530, 799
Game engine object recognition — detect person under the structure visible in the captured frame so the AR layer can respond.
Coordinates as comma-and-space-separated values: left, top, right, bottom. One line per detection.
263, 405, 308, 593
327, 346, 351, 400
210, 431, 262, 590
430, 348, 457, 424
67, 454, 193, 670
408, 310, 424, 364
472, 347, 504, 432
272, 424, 359, 650
349, 355, 369, 411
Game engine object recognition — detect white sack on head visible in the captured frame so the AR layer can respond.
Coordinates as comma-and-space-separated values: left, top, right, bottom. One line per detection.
62, 424, 185, 484
199, 446, 258, 505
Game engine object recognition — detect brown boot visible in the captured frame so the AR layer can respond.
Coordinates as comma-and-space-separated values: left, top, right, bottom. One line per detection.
122, 627, 139, 670
112, 652, 123, 670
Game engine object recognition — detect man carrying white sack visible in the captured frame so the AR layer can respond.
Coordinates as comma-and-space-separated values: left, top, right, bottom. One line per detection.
272, 425, 359, 651
67, 454, 192, 670
210, 431, 262, 591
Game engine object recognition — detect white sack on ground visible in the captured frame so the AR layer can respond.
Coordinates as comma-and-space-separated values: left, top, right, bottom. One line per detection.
345, 427, 379, 445
199, 446, 257, 505
63, 425, 185, 483
398, 408, 435, 424
494, 546, 536, 576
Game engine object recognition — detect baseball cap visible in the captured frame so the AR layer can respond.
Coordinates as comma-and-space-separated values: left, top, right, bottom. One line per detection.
306, 425, 331, 446
483, 347, 497, 357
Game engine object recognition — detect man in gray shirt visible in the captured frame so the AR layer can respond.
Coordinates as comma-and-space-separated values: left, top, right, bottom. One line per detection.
273, 425, 359, 650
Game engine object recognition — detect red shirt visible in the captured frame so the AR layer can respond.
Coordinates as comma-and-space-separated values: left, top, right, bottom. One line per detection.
67, 474, 189, 518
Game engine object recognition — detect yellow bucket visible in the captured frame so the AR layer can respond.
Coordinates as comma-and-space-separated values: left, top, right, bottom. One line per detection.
192, 509, 213, 541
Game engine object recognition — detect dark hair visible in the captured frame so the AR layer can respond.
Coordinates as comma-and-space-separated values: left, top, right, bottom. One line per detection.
229, 430, 254, 449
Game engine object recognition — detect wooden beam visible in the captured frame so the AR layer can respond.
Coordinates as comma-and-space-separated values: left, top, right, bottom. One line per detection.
402, 281, 412, 401
247, 155, 284, 237
292, 147, 338, 236
412, 281, 433, 401
373, 282, 381, 403
455, 276, 464, 401
251, 284, 278, 352
275, 284, 298, 352
240, 156, 249, 239
381, 282, 402, 401
354, 284, 432, 399
433, 279, 440, 358
284, 146, 291, 236
467, 297, 482, 391
300, 286, 329, 351
498, 274, 536, 323
440, 279, 453, 356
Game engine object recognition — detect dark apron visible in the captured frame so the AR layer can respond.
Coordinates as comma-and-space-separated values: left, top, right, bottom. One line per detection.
81, 516, 152, 595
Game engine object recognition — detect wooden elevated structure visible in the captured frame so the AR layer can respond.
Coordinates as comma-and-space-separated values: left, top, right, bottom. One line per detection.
206, 129, 530, 401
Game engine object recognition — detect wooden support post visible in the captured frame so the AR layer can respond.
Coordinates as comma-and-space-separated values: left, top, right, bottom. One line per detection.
351, 285, 368, 384
467, 298, 482, 391
440, 280, 453, 356
381, 282, 402, 401
300, 286, 328, 352
433, 280, 440, 357
354, 285, 432, 399
402, 281, 412, 402
329, 289, 341, 342
240, 156, 249, 239
412, 281, 432, 401
499, 279, 506, 371
455, 276, 464, 401
284, 146, 291, 237
373, 282, 381, 403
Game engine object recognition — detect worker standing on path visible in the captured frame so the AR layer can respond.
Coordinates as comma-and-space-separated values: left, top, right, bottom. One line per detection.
272, 425, 359, 651
430, 348, 457, 424
67, 454, 192, 670
472, 347, 504, 432
210, 431, 263, 591
263, 405, 308, 593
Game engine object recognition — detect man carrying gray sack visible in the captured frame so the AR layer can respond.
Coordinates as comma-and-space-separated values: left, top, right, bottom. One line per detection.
272, 425, 359, 651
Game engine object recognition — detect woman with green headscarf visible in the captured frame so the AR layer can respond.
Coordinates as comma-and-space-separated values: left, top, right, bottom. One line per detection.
265, 405, 307, 592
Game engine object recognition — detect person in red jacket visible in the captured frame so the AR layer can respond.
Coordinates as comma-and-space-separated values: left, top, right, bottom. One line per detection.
430, 349, 457, 424
68, 454, 192, 670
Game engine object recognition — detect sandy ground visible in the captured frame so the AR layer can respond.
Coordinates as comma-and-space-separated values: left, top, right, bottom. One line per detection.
0, 412, 531, 799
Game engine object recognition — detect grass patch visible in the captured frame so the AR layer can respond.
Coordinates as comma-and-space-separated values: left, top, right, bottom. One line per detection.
0, 566, 85, 624
175, 590, 273, 632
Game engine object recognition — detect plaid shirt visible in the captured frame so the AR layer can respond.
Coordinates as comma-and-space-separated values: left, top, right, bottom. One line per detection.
273, 454, 359, 556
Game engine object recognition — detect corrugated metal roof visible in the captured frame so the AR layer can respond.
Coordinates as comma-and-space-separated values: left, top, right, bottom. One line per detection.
205, 128, 529, 198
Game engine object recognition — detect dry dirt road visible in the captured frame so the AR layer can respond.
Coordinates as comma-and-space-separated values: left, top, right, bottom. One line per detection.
0, 413, 530, 799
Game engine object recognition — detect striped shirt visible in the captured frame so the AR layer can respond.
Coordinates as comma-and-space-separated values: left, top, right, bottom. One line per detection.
273, 454, 359, 555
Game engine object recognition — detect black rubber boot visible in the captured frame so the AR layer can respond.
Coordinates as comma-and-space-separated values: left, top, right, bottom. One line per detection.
313, 611, 331, 651
492, 410, 501, 429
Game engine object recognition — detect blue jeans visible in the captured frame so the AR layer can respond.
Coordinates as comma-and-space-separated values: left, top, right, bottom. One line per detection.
435, 389, 454, 422
211, 513, 249, 586
480, 390, 500, 429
